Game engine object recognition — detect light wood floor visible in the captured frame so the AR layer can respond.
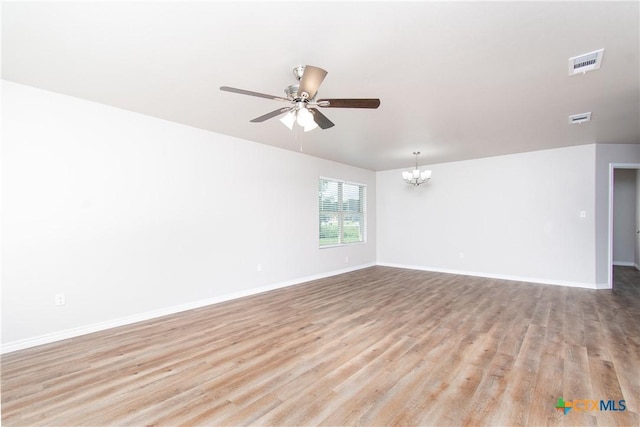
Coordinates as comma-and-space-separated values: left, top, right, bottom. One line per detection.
2, 266, 639, 426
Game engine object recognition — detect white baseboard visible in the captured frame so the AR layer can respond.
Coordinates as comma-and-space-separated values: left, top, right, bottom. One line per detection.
613, 261, 636, 267
376, 262, 598, 289
1, 263, 375, 354
614, 261, 640, 271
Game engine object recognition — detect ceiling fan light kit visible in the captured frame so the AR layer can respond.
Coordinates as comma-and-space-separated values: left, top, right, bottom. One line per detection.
220, 65, 380, 132
402, 152, 432, 186
279, 110, 296, 130
278, 102, 318, 132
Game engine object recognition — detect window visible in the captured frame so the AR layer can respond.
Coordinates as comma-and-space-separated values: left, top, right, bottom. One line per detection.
319, 177, 366, 247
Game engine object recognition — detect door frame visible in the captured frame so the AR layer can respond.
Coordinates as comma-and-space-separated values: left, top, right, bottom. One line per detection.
608, 162, 640, 288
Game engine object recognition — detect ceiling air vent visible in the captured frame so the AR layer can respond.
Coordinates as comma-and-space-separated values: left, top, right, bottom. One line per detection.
568, 112, 592, 124
568, 48, 604, 76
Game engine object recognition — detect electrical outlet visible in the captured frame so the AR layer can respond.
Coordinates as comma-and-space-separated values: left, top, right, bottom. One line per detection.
459, 252, 465, 259
345, 257, 349, 263
55, 293, 65, 306
257, 264, 262, 272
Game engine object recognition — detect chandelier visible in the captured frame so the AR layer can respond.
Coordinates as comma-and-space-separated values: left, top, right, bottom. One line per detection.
402, 152, 432, 186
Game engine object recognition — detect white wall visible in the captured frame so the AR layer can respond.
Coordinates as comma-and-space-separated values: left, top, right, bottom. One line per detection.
613, 169, 637, 265
1, 81, 376, 350
3, 80, 638, 352
377, 145, 597, 287
594, 144, 640, 284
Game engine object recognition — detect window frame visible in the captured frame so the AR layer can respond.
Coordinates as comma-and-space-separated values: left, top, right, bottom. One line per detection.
318, 176, 367, 248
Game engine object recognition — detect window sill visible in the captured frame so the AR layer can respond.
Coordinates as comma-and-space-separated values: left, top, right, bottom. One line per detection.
319, 241, 367, 249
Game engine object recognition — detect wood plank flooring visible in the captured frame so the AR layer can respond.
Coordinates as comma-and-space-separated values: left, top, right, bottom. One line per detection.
2, 266, 639, 426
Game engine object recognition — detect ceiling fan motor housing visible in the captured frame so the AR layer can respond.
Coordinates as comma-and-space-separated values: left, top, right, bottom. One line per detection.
285, 84, 301, 101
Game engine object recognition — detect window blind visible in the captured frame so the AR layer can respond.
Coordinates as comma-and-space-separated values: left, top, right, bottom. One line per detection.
319, 178, 366, 247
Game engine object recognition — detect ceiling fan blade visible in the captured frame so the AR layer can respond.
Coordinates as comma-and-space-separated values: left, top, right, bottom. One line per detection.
297, 66, 328, 100
250, 107, 291, 123
317, 98, 381, 109
309, 108, 335, 129
220, 86, 289, 102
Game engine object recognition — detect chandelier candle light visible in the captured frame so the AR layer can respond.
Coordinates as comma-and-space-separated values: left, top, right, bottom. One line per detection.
402, 152, 432, 186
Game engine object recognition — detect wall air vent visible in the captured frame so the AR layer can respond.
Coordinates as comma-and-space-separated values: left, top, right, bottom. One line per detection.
568, 49, 604, 76
568, 112, 592, 124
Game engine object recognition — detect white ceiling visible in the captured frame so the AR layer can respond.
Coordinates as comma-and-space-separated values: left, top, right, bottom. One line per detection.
3, 1, 639, 171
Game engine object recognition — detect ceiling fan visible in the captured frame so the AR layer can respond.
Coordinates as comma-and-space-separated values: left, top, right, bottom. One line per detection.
220, 65, 380, 132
